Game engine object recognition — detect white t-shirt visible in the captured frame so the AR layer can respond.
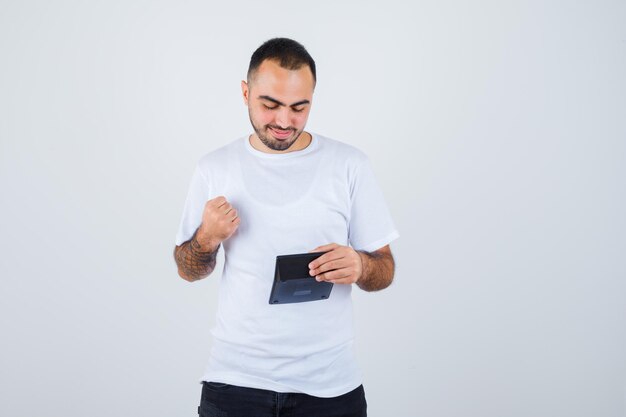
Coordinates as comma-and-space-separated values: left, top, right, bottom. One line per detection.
175, 132, 399, 397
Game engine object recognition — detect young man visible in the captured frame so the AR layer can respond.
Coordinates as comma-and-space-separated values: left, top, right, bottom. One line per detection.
174, 38, 398, 417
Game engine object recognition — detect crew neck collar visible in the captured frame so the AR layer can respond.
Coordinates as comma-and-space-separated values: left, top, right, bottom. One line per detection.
244, 132, 319, 159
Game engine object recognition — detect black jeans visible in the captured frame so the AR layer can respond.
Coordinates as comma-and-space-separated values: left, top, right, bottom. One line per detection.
198, 381, 367, 417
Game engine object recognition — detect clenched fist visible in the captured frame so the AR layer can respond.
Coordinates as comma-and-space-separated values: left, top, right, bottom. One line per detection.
195, 196, 240, 251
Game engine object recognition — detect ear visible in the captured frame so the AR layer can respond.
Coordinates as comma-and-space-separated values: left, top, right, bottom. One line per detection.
241, 80, 249, 106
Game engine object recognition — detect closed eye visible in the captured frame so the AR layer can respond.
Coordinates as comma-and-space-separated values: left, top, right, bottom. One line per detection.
263, 104, 279, 110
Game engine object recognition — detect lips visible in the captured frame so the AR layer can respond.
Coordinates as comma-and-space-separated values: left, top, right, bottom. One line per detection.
269, 127, 293, 140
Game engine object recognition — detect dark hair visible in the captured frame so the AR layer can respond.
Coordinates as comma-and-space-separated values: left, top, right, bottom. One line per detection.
247, 38, 316, 85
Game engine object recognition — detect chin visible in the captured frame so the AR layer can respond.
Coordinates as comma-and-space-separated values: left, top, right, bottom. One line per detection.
265, 132, 300, 151
269, 140, 295, 151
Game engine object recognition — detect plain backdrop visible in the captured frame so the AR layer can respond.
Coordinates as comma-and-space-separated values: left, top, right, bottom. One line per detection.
1, 1, 625, 416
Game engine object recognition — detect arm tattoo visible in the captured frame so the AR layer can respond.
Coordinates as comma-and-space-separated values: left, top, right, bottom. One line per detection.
173, 228, 220, 282
356, 249, 395, 292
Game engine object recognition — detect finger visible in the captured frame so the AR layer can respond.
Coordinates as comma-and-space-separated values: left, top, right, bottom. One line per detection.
211, 196, 227, 207
312, 258, 346, 275
228, 217, 241, 229
316, 269, 351, 282
309, 250, 345, 271
215, 197, 228, 208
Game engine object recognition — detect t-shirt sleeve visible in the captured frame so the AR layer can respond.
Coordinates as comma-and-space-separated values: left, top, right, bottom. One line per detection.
348, 157, 399, 252
174, 164, 211, 246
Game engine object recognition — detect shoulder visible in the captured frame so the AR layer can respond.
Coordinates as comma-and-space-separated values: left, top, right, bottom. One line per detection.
314, 133, 369, 167
313, 134, 375, 191
196, 137, 243, 170
188, 137, 244, 186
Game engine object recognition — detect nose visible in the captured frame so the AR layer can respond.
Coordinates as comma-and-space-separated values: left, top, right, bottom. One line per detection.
275, 107, 291, 128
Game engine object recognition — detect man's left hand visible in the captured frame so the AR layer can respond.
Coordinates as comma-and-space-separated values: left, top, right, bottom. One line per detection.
308, 243, 364, 285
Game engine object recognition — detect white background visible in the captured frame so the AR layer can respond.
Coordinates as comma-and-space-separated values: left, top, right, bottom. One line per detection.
1, 1, 625, 416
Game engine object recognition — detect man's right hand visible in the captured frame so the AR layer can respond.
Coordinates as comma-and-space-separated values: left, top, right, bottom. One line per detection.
194, 196, 240, 251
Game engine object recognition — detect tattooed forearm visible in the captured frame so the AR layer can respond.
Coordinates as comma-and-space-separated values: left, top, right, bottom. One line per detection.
356, 249, 395, 292
174, 228, 220, 282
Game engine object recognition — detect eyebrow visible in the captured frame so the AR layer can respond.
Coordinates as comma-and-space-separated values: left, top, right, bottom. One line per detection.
258, 95, 310, 107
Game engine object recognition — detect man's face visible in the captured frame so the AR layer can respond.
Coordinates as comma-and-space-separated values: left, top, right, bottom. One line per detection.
242, 59, 315, 152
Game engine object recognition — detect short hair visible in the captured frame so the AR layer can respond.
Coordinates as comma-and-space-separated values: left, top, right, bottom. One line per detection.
247, 38, 316, 85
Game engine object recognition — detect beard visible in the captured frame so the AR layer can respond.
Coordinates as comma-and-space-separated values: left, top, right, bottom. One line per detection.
249, 114, 304, 152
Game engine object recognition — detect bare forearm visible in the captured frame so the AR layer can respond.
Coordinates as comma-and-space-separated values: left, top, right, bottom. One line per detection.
173, 228, 220, 282
356, 250, 395, 292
